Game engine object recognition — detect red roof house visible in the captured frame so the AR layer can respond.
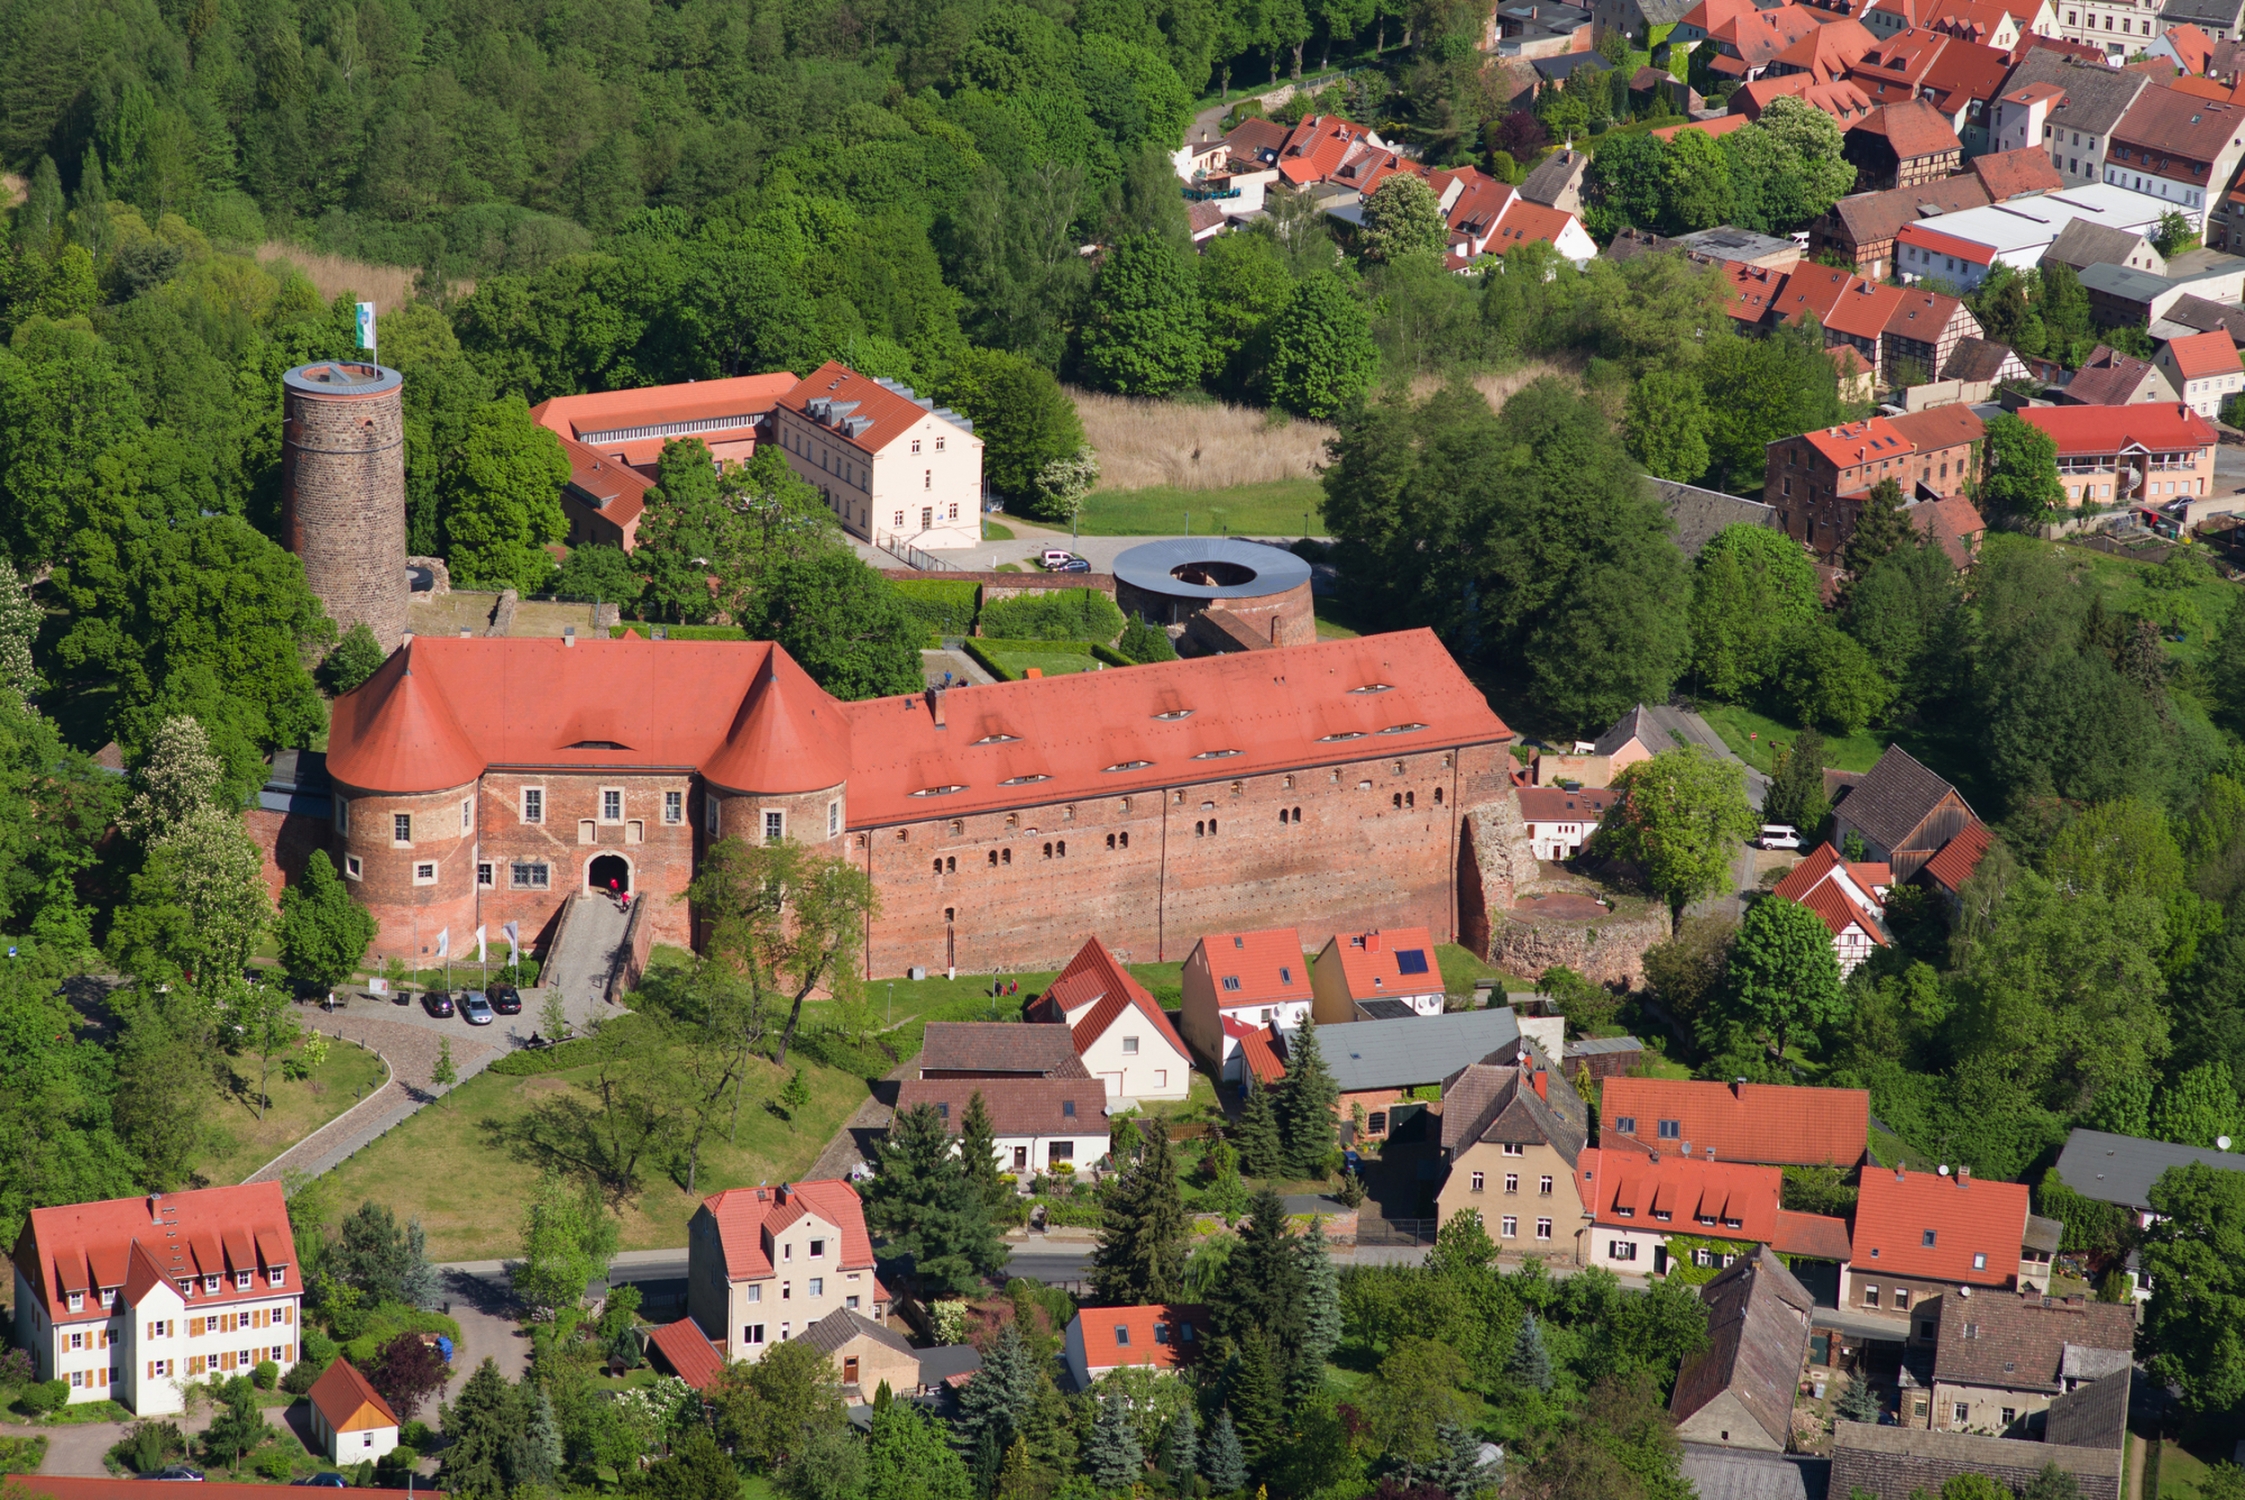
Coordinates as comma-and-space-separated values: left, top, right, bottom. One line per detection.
647, 1318, 728, 1390
1181, 926, 1314, 1079
1275, 115, 1382, 185
1852, 1166, 2031, 1294
1599, 1076, 1872, 1166
305, 1358, 401, 1462
1311, 925, 1445, 1021
1770, 842, 1892, 975
1026, 937, 1195, 1102
1575, 1148, 1852, 1275
1063, 1304, 1208, 1389
687, 1180, 885, 1359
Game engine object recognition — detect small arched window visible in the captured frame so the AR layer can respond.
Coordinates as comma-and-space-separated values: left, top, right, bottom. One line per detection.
1002, 848, 1012, 865
988, 850, 998, 867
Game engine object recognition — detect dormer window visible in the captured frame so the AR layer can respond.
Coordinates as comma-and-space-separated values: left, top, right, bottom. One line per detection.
66, 1291, 83, 1313
205, 1276, 221, 1294
235, 1271, 253, 1290
100, 1288, 116, 1308
268, 1267, 287, 1288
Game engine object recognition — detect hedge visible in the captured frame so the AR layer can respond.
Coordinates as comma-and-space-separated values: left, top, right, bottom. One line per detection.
891, 579, 980, 638
978, 588, 1124, 642
608, 624, 749, 640
965, 638, 1109, 682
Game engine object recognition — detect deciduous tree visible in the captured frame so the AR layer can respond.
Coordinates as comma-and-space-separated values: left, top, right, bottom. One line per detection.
739, 548, 923, 702
1360, 176, 1447, 262
1722, 895, 1846, 1064
1078, 234, 1207, 395
1978, 413, 2065, 526
1593, 746, 1760, 919
1265, 271, 1378, 419
441, 396, 570, 593
278, 850, 378, 991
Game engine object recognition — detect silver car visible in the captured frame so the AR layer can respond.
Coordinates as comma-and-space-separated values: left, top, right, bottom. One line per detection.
461, 991, 495, 1026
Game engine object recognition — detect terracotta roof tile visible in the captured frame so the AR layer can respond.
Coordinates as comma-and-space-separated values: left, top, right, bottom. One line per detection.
647, 1319, 727, 1389
1071, 1303, 1208, 1373
1919, 821, 1992, 892
14, 1184, 298, 1326
1824, 177, 1991, 247
1325, 926, 1442, 999
1579, 1148, 1787, 1240
551, 432, 656, 532
1194, 926, 1309, 1007
1885, 402, 1985, 449
1239, 1026, 1288, 1085
1772, 1209, 1855, 1260
308, 1359, 400, 1432
2166, 328, 2244, 379
528, 373, 799, 470
1857, 97, 1965, 159
1968, 146, 2064, 198
1042, 937, 1191, 1062
918, 1022, 1091, 1079
2017, 402, 2218, 455
700, 1180, 875, 1283
894, 1077, 1108, 1136
1852, 1166, 2029, 1284
1599, 1078, 1871, 1166
325, 649, 486, 795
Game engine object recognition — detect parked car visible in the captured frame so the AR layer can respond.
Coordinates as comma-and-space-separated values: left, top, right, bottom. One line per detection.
1040, 548, 1075, 568
461, 992, 495, 1026
1054, 556, 1091, 572
291, 1476, 349, 1488
421, 990, 456, 1018
488, 985, 523, 1016
1757, 824, 1802, 851
147, 1467, 206, 1481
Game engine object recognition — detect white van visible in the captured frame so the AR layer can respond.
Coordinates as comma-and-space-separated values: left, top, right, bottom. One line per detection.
1757, 824, 1802, 850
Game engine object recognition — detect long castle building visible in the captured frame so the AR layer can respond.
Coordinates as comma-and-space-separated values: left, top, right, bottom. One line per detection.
299, 629, 1513, 977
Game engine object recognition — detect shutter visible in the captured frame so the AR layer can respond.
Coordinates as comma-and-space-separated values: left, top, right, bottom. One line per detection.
147, 1360, 154, 1379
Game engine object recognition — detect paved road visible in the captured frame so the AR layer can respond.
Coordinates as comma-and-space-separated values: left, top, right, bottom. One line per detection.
248, 1012, 503, 1184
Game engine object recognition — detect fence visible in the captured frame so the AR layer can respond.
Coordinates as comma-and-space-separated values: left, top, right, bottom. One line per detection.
1357, 1215, 1438, 1247
877, 531, 961, 572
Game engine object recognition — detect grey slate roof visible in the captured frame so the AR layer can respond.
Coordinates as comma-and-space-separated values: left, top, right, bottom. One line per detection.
1672, 1248, 1818, 1447
1566, 1035, 1645, 1056
2160, 292, 2245, 343
1595, 704, 1657, 756
2042, 1367, 2131, 1451
1637, 0, 1702, 21
2023, 1212, 2063, 1254
798, 1309, 916, 1358
2160, 0, 2245, 30
1520, 147, 1590, 207
1837, 745, 1969, 855
2042, 218, 2158, 275
1301, 1006, 1522, 1093
2000, 49, 2152, 138
2052, 1127, 2245, 1209
2079, 261, 2172, 303
1355, 998, 1418, 1020
1649, 479, 1781, 558
1680, 1446, 1827, 1500
1832, 1420, 2125, 1481
914, 1342, 984, 1386
1533, 52, 1613, 82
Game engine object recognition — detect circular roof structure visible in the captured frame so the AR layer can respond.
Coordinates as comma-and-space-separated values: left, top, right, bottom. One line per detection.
1110, 537, 1312, 602
282, 361, 403, 398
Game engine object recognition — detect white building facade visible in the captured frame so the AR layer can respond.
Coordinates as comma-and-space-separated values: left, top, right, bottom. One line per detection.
771, 361, 985, 554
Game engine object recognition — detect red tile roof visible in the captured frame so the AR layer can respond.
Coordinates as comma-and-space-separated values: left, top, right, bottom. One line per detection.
1856, 97, 1965, 159
1774, 264, 1906, 339
307, 1358, 400, 1433
1968, 145, 2065, 198
1793, 880, 1889, 948
1852, 1166, 2029, 1284
647, 1318, 728, 1390
1277, 115, 1379, 184
1599, 1077, 1871, 1166
327, 629, 1509, 817
1772, 1208, 1855, 1260
2166, 328, 2244, 380
2163, 21, 2216, 74
2017, 403, 2218, 456
1237, 1022, 1288, 1085
1195, 926, 1309, 1007
1795, 415, 1919, 468
1326, 926, 1443, 999
529, 373, 799, 470
1044, 937, 1191, 1061
774, 362, 959, 457
1650, 112, 1756, 142
1773, 16, 1877, 79
1896, 221, 1995, 266
699, 1180, 874, 1283
1717, 3, 1828, 68
1485, 200, 1588, 254
1913, 495, 1988, 566
1578, 1148, 1787, 1241
1919, 820, 1992, 893
1884, 402, 1985, 450
1914, 35, 2014, 115
1516, 786, 1618, 821
13, 1185, 297, 1325
1071, 1303, 1208, 1373
552, 432, 657, 533
895, 1077, 1108, 1137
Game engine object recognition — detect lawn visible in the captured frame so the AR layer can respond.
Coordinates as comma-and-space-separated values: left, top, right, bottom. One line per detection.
1076, 479, 1325, 537
983, 519, 1015, 540
1696, 702, 1893, 776
197, 1035, 390, 1185
1314, 594, 1364, 641
2156, 1434, 2237, 1500
317, 1042, 872, 1260
2058, 538, 2237, 664
980, 644, 1102, 679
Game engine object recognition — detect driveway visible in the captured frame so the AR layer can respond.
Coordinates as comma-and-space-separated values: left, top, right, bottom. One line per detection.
430, 1265, 531, 1404
2, 1407, 217, 1477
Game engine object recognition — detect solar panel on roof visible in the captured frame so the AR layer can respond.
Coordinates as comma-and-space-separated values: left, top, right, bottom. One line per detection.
1395, 949, 1430, 974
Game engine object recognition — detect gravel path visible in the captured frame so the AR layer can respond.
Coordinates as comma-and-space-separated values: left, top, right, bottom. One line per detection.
246, 1013, 503, 1184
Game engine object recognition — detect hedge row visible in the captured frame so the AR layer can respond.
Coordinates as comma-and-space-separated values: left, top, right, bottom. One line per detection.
978, 588, 1124, 642
607, 624, 749, 640
891, 579, 980, 637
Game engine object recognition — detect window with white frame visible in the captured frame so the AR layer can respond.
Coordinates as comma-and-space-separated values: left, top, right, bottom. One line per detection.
764, 810, 784, 844
413, 862, 437, 885
345, 855, 363, 880
828, 800, 840, 837
665, 791, 683, 824
393, 813, 412, 845
1501, 1216, 1518, 1237
601, 788, 623, 822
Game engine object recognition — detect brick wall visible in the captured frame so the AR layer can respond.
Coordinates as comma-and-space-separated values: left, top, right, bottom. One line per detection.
476, 770, 709, 954
334, 779, 481, 968
281, 374, 409, 653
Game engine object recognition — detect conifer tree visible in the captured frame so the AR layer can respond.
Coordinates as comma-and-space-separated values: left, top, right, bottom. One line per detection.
994, 1438, 1038, 1500
959, 1089, 1009, 1211
1425, 1421, 1496, 1500
1276, 1015, 1340, 1177
1084, 1382, 1145, 1490
1162, 1405, 1198, 1487
1836, 1369, 1880, 1423
1842, 477, 1914, 579
1092, 1115, 1189, 1305
864, 1101, 1007, 1297
1234, 1081, 1284, 1179
507, 1380, 562, 1488
1226, 1334, 1284, 1467
1214, 1188, 1307, 1359
1291, 1214, 1341, 1402
952, 1321, 1037, 1457
1203, 1409, 1248, 1494
1508, 1309, 1553, 1393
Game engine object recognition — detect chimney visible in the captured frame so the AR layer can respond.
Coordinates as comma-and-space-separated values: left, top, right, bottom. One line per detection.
1958, 1166, 1970, 1184
927, 686, 947, 729
148, 1194, 162, 1225
1533, 1070, 1548, 1101
1734, 1076, 1748, 1097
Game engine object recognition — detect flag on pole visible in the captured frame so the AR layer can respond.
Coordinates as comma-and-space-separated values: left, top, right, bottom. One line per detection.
434, 928, 449, 960
475, 925, 487, 963
355, 301, 377, 353
502, 921, 520, 966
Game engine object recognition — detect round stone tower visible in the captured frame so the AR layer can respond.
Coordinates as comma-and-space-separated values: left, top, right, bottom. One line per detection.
281, 361, 409, 653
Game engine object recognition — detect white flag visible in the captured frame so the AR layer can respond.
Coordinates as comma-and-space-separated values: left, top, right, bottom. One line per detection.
474, 925, 487, 963
356, 300, 377, 352
434, 928, 449, 960
502, 921, 520, 966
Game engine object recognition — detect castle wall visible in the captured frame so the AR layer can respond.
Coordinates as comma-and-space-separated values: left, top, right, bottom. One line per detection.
333, 777, 481, 968
281, 364, 409, 653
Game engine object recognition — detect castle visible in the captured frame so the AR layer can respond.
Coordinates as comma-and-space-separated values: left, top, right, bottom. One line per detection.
298, 630, 1514, 978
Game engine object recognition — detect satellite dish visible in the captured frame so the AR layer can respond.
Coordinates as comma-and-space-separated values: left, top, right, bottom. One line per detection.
2221, 1136, 2234, 1152
1938, 1164, 1951, 1176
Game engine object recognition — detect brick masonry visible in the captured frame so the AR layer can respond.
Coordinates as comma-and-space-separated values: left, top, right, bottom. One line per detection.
281, 364, 409, 653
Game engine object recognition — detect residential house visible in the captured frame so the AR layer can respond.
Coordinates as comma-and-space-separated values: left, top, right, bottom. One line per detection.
1935, 335, 2034, 401
1966, 144, 2068, 198
798, 1310, 923, 1398
1734, 71, 1879, 125
647, 1318, 729, 1390
2015, 401, 2220, 511
1747, 262, 1989, 381
1576, 1148, 1851, 1278
1480, 199, 1601, 266
1428, 165, 1601, 269
1438, 1052, 1591, 1255
1221, 116, 1293, 170
1179, 925, 1312, 1081
1863, 0, 2059, 42
2151, 288, 2245, 341
1517, 786, 1617, 860
1675, 0, 1771, 48
2103, 84, 2245, 233
528, 373, 800, 552
1835, 344, 1880, 401
1533, 49, 1616, 90
2049, 1126, 2245, 1230
1830, 745, 1981, 880
305, 1360, 400, 1464
916, 1021, 1093, 1081
1849, 1166, 2033, 1317
1257, 1007, 1526, 1142
1651, 484, 1784, 556
771, 362, 984, 552
8, 1183, 302, 1414
1766, 407, 1986, 564
1518, 146, 1591, 212
2155, 326, 2245, 415
1809, 176, 1995, 279
2042, 217, 2167, 274
1311, 926, 1447, 1022
1991, 50, 2151, 191
1500, 0, 1599, 54
684, 1179, 887, 1362
1062, 1305, 1207, 1390
1910, 493, 1992, 566
1893, 184, 2171, 290
1921, 1291, 2136, 1436
1700, 3, 1831, 80
1670, 1249, 1819, 1450
1766, 16, 1880, 81
1771, 843, 1893, 976
1846, 29, 2014, 154
1831, 1408, 2125, 1500
1846, 99, 1966, 190
891, 1077, 1111, 1176
1023, 936, 1194, 1104
2056, 0, 2166, 56
2164, 0, 2245, 45
1532, 702, 1662, 788
1887, 288, 1985, 379
1273, 115, 1386, 185
1599, 1077, 1872, 1166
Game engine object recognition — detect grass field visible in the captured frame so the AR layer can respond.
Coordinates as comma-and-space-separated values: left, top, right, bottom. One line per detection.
983, 519, 1015, 540
198, 1036, 389, 1185
2058, 538, 2237, 663
1075, 478, 1326, 537
981, 644, 1101, 678
1074, 389, 1332, 495
1697, 702, 1893, 776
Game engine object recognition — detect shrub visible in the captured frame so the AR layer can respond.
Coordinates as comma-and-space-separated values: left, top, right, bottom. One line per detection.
17, 1379, 68, 1415
0, 1436, 45, 1475
256, 1447, 295, 1482
398, 1421, 433, 1452
252, 1359, 279, 1391
978, 588, 1126, 642
280, 1359, 321, 1396
891, 579, 980, 638
299, 1330, 339, 1368
1117, 615, 1178, 663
